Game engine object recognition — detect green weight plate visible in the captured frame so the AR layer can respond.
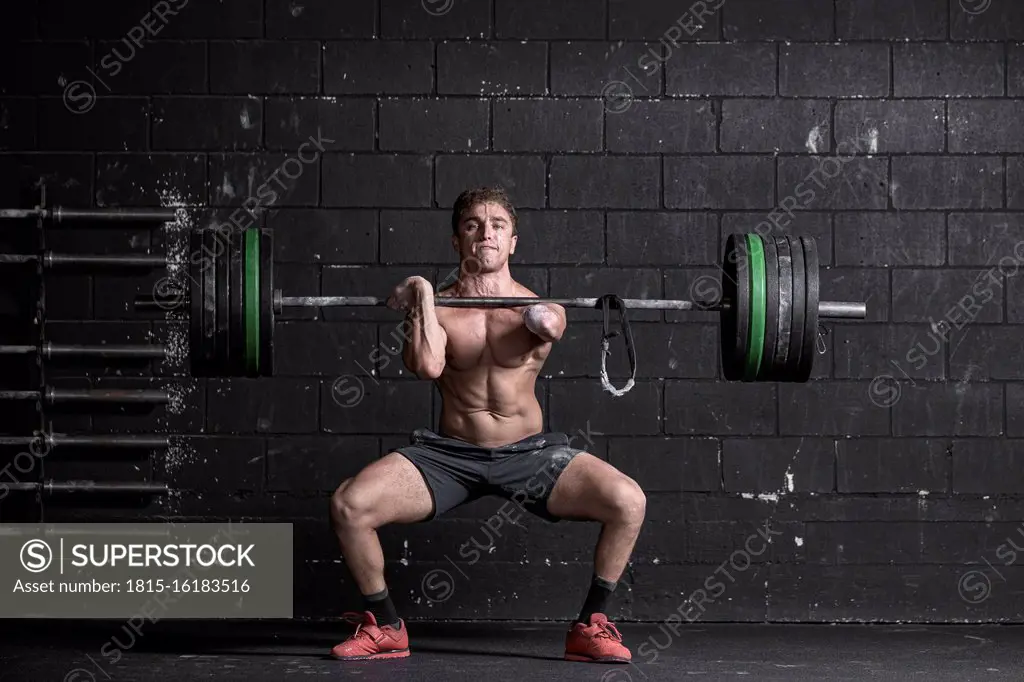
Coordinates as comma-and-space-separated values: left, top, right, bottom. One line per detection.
721, 234, 749, 381
757, 235, 779, 381
189, 229, 204, 376
215, 225, 229, 375
230, 224, 245, 376
203, 228, 217, 371
744, 234, 766, 381
259, 227, 274, 376
786, 235, 806, 382
798, 236, 820, 382
772, 236, 793, 381
244, 228, 260, 376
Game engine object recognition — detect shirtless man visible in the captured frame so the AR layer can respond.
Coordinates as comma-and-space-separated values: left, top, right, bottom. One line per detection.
328, 187, 647, 663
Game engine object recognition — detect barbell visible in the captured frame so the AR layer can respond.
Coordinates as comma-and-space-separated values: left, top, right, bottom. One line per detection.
138, 227, 866, 384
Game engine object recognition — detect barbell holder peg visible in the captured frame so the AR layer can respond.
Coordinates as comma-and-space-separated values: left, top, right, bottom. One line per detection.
0, 388, 169, 404
6, 480, 169, 495
133, 293, 186, 312
0, 526, 172, 537
0, 343, 167, 360
272, 291, 867, 320
0, 253, 174, 268
0, 207, 178, 223
0, 434, 170, 448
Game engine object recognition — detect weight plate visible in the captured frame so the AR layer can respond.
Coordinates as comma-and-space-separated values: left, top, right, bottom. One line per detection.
772, 236, 793, 381
189, 229, 203, 376
721, 234, 749, 381
203, 228, 217, 372
744, 234, 766, 381
216, 224, 229, 375
260, 227, 274, 376
230, 223, 245, 376
757, 234, 779, 381
244, 228, 260, 376
787, 235, 806, 382
798, 235, 820, 381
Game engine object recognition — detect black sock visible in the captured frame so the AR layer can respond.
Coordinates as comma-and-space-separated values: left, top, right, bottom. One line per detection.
577, 574, 617, 624
364, 587, 401, 629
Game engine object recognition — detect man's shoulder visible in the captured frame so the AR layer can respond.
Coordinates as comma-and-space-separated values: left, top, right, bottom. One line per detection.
514, 282, 540, 298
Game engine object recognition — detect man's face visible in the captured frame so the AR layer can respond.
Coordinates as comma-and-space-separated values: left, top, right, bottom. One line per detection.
452, 201, 517, 273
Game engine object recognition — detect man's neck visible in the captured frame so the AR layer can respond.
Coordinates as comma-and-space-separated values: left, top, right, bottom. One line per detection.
455, 269, 514, 297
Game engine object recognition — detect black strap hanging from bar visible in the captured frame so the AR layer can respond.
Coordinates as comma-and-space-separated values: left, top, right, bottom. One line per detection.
598, 293, 637, 397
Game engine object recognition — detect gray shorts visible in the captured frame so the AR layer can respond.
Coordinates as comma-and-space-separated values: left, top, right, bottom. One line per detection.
393, 428, 584, 522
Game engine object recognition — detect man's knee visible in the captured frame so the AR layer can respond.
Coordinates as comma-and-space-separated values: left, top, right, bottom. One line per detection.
331, 479, 378, 530
609, 477, 646, 526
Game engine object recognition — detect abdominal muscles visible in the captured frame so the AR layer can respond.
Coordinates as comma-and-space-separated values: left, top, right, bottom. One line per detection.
436, 309, 549, 446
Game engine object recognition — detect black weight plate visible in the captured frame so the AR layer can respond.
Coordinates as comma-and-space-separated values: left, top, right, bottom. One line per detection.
786, 235, 806, 382
260, 227, 274, 376
772, 236, 793, 381
216, 224, 229, 375
229, 224, 244, 376
757, 235, 779, 381
721, 234, 749, 381
189, 229, 203, 376
798, 236, 820, 381
203, 228, 217, 372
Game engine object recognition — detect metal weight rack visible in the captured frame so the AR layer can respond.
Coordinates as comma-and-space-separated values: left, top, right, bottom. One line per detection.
0, 187, 177, 514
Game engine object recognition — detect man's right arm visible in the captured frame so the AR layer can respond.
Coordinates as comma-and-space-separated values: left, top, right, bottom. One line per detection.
401, 284, 447, 380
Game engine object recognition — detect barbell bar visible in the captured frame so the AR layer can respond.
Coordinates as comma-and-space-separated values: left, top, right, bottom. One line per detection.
0, 388, 169, 404
151, 227, 866, 383
273, 293, 865, 318
5, 480, 169, 495
0, 207, 177, 223
0, 253, 176, 268
0, 526, 172, 537
0, 434, 170, 448
0, 343, 167, 360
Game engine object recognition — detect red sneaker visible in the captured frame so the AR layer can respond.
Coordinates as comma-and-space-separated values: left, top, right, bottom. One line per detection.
564, 613, 631, 663
330, 611, 410, 661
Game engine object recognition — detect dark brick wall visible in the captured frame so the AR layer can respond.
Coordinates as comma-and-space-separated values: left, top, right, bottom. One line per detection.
2, 0, 1024, 623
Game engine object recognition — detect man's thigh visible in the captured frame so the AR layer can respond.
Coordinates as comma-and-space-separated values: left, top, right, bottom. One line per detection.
544, 453, 643, 523
336, 452, 435, 525
486, 436, 587, 522
390, 431, 492, 521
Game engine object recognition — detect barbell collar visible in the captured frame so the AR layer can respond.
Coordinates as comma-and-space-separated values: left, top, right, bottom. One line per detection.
0, 207, 178, 223
816, 302, 867, 319
0, 343, 167, 359
7, 480, 169, 495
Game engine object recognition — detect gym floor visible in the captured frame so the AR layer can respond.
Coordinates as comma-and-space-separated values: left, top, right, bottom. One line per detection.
1, 620, 1021, 681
